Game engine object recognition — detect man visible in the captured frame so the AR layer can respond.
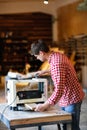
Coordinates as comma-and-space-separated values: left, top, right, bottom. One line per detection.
30, 40, 85, 130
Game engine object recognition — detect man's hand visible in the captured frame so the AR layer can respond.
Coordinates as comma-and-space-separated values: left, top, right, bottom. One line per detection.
34, 101, 50, 112
34, 70, 50, 77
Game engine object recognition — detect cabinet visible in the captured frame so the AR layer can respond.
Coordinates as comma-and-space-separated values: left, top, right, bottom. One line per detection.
0, 37, 42, 75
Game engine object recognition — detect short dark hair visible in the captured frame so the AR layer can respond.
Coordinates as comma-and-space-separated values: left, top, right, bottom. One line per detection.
31, 40, 49, 55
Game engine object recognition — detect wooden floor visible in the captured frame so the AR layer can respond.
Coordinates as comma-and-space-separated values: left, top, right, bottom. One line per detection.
0, 87, 87, 130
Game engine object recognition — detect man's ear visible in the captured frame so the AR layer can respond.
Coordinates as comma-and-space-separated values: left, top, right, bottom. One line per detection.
39, 51, 44, 55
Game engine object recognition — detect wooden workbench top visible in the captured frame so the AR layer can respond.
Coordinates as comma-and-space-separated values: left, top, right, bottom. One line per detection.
0, 103, 72, 127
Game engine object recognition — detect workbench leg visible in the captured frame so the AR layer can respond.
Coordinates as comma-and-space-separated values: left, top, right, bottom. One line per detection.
57, 124, 61, 130
9, 128, 15, 130
57, 123, 67, 130
38, 126, 42, 130
62, 123, 67, 130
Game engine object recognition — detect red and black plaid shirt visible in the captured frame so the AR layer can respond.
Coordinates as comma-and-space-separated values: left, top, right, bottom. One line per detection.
47, 52, 85, 107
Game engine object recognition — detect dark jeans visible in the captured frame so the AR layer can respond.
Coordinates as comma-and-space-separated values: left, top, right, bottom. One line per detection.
61, 101, 82, 130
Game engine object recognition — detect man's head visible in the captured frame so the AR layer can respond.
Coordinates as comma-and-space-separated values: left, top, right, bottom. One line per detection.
31, 40, 49, 62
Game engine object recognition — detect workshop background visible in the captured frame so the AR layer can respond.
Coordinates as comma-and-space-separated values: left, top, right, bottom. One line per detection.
0, 0, 87, 130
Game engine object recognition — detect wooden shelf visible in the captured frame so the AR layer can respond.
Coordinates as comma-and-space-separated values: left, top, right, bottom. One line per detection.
0, 12, 52, 43
0, 36, 42, 75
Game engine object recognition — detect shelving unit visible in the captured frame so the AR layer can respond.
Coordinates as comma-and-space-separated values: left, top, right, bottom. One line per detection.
57, 35, 87, 83
0, 12, 52, 76
75, 36, 87, 85
0, 37, 42, 76
0, 12, 52, 43
73, 36, 87, 72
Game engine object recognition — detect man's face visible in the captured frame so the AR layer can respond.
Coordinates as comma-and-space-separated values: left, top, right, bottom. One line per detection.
34, 51, 45, 62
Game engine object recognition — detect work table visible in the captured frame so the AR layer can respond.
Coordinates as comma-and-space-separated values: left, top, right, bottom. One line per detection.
0, 103, 72, 130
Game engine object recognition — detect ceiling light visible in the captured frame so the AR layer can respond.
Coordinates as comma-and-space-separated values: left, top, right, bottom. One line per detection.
44, 0, 48, 5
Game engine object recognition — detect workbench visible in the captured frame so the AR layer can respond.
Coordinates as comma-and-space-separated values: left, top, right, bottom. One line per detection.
0, 104, 72, 130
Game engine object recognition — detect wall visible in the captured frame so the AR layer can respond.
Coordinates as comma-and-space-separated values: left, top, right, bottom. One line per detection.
0, 0, 79, 42
57, 0, 87, 41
